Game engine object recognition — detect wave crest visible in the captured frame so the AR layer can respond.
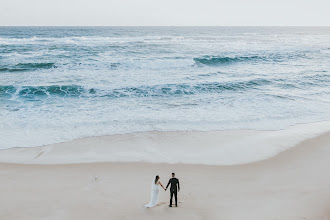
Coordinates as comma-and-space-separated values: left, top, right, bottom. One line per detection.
0, 79, 271, 100
0, 63, 56, 72
193, 55, 260, 66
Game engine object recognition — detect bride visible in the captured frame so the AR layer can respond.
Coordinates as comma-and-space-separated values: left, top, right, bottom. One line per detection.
145, 175, 165, 208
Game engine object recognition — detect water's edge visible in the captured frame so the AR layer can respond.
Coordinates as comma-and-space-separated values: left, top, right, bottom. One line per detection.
1, 120, 330, 165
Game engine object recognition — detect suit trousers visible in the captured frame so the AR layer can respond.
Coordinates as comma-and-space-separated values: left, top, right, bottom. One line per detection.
170, 189, 178, 206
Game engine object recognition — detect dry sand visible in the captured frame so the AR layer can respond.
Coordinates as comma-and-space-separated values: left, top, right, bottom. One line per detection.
0, 130, 330, 219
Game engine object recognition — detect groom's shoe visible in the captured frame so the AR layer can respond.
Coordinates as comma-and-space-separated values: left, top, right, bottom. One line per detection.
169, 205, 172, 207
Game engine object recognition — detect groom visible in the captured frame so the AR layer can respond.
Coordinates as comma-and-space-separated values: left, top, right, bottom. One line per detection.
165, 173, 180, 207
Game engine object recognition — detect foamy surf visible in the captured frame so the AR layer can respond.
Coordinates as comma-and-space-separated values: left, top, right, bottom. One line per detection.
1, 26, 330, 152
1, 121, 330, 165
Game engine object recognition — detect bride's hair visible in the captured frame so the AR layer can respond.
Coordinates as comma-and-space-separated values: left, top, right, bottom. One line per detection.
155, 175, 159, 184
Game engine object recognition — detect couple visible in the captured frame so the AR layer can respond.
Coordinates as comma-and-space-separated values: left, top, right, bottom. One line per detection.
145, 173, 180, 208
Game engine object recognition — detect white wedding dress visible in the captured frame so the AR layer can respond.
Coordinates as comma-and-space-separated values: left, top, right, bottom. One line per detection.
144, 178, 160, 208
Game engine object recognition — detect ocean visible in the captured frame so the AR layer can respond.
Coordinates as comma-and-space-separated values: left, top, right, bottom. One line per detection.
1, 26, 330, 149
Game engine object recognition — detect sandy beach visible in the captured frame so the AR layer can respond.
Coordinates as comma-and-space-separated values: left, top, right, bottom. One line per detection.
2, 23, 330, 220
1, 127, 330, 220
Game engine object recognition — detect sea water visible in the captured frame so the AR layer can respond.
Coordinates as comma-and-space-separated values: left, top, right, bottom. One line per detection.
1, 27, 330, 149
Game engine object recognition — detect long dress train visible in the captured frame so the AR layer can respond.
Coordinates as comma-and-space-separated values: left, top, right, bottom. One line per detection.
144, 178, 160, 207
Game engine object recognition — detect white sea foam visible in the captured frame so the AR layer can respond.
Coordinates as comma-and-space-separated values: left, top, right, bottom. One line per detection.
1, 27, 330, 156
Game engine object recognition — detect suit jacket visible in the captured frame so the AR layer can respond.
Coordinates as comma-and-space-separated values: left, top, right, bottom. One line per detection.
166, 177, 180, 191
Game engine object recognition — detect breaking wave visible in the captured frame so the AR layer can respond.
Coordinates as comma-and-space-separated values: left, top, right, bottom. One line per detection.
0, 63, 56, 72
194, 55, 261, 65
0, 79, 271, 99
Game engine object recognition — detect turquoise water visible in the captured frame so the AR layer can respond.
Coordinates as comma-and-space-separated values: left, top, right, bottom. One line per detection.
1, 27, 330, 148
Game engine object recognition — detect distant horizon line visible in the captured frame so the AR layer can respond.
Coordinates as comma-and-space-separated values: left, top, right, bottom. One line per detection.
0, 25, 330, 27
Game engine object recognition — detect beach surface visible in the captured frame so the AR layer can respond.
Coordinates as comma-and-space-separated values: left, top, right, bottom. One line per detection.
2, 26, 330, 220
0, 128, 330, 220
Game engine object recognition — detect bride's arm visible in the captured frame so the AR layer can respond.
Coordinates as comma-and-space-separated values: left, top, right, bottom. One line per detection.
159, 182, 166, 190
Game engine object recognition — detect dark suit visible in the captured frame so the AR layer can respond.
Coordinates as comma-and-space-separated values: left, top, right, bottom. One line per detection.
166, 177, 180, 206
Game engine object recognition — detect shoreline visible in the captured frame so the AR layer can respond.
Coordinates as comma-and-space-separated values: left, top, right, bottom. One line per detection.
2, 119, 330, 151
1, 120, 330, 165
0, 128, 329, 219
